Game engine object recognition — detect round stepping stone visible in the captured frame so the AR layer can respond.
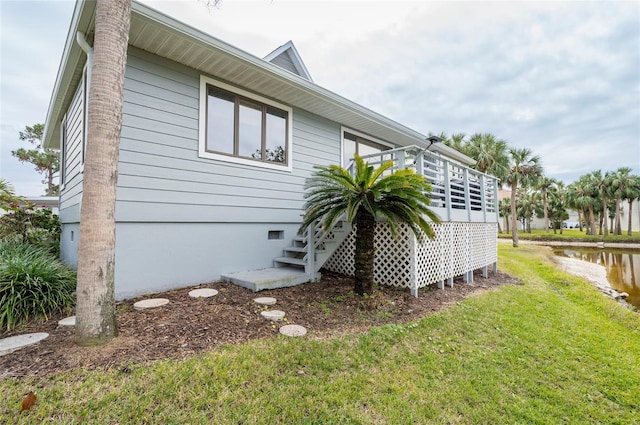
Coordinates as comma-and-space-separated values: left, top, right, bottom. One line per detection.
0, 332, 49, 356
58, 316, 76, 326
133, 298, 169, 310
260, 310, 285, 321
189, 288, 218, 298
253, 297, 277, 305
279, 324, 307, 337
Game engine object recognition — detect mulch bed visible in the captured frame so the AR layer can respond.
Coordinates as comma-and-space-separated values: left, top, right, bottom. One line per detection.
0, 269, 518, 379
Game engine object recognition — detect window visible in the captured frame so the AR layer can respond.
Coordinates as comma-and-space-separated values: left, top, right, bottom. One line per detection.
342, 129, 392, 166
199, 76, 292, 171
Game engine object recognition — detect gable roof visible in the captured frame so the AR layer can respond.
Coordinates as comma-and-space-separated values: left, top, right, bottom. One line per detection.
43, 0, 474, 165
263, 40, 313, 82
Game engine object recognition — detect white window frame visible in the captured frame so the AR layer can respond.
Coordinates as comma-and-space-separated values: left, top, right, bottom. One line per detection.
198, 75, 293, 172
340, 126, 394, 167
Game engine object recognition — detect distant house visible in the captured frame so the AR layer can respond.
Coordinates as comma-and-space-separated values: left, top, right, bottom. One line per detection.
43, 0, 499, 299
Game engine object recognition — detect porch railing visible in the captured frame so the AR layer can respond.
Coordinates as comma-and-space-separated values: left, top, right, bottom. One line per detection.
346, 145, 499, 223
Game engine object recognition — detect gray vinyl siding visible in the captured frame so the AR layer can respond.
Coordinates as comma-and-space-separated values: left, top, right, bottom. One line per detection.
117, 47, 341, 223
269, 52, 298, 76
59, 74, 84, 225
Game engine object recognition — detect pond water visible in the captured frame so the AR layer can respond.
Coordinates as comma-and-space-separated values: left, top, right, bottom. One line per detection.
553, 248, 640, 309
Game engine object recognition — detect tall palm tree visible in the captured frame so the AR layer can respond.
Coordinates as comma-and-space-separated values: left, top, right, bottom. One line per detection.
587, 170, 611, 236
300, 155, 440, 295
75, 0, 131, 345
536, 176, 556, 234
569, 174, 599, 235
547, 181, 567, 234
465, 133, 510, 182
505, 147, 542, 247
623, 174, 640, 236
609, 167, 634, 235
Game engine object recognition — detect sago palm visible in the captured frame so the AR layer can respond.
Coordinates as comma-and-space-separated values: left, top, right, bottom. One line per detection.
300, 155, 440, 295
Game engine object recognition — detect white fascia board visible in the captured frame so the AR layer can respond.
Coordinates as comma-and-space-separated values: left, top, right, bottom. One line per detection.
263, 40, 314, 82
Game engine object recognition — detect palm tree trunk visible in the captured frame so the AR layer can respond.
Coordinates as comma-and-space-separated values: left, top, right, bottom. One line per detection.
602, 196, 608, 236
510, 184, 518, 247
579, 210, 584, 232
75, 0, 131, 346
614, 198, 621, 235
354, 211, 376, 295
628, 200, 634, 236
589, 206, 596, 236
543, 190, 549, 234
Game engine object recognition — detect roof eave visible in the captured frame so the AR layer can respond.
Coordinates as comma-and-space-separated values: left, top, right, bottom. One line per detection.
43, 0, 477, 167
43, 0, 94, 149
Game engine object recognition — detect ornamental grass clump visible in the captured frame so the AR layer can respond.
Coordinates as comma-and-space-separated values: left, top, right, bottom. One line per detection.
0, 241, 76, 331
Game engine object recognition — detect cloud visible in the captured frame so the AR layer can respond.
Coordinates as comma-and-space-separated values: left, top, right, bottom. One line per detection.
1, 0, 638, 196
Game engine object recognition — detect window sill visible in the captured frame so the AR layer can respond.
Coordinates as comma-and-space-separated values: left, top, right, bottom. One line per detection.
198, 148, 293, 172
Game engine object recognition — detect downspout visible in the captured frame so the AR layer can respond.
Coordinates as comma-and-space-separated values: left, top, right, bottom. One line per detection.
76, 31, 92, 209
76, 31, 92, 83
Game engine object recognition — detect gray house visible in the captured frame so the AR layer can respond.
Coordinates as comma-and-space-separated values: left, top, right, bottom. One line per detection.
43, 0, 499, 300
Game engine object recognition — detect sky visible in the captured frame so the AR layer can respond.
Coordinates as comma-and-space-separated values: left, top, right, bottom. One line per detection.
1, 0, 639, 196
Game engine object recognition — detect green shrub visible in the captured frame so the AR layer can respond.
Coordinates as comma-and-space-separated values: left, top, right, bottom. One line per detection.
0, 241, 76, 331
0, 202, 61, 255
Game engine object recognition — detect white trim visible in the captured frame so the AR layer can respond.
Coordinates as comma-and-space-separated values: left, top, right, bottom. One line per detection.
263, 40, 313, 82
340, 126, 394, 166
198, 75, 293, 172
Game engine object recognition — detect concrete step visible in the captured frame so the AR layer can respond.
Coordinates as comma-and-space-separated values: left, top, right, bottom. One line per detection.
221, 267, 313, 292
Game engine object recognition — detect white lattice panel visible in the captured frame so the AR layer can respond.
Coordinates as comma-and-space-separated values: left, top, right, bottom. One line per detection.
324, 222, 497, 290
323, 223, 413, 287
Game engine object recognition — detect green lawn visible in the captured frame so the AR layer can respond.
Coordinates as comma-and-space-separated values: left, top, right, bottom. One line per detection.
2, 244, 639, 424
499, 228, 640, 244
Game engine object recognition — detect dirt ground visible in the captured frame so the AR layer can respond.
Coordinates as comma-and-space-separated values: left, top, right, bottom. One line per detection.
0, 269, 518, 379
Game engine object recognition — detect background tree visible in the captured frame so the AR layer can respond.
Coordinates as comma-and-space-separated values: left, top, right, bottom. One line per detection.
623, 174, 640, 236
75, 0, 132, 346
12, 123, 60, 196
536, 176, 556, 234
300, 155, 440, 295
517, 190, 537, 233
465, 133, 510, 182
546, 181, 568, 234
587, 170, 611, 236
0, 179, 21, 206
499, 197, 511, 234
505, 147, 542, 247
609, 167, 634, 235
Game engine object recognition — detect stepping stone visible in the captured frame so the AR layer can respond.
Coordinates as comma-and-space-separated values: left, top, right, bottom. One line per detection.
279, 324, 307, 337
58, 316, 76, 326
0, 332, 49, 356
260, 310, 285, 321
133, 298, 169, 310
254, 297, 277, 305
189, 288, 218, 298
